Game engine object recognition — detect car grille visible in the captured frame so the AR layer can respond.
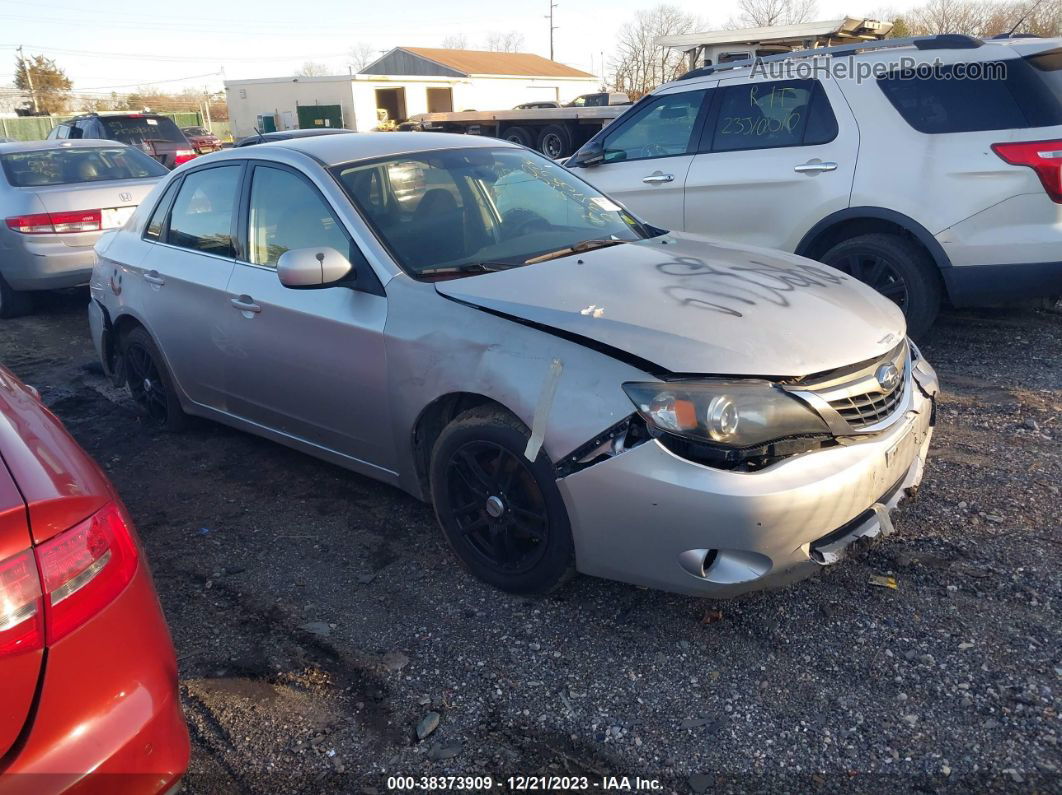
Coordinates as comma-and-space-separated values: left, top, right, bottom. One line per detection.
826, 372, 906, 429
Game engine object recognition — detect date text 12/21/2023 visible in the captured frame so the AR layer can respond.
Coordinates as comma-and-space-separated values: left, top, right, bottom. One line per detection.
386, 775, 665, 791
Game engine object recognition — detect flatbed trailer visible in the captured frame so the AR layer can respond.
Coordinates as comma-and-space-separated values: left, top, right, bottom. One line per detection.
413, 105, 629, 159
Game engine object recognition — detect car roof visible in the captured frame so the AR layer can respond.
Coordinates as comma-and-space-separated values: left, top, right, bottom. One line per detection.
225, 131, 516, 166
0, 139, 136, 155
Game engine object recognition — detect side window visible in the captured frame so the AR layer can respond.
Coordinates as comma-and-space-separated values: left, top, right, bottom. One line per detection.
877, 63, 1028, 134
50, 125, 67, 140
602, 90, 707, 163
710, 80, 816, 152
143, 180, 181, 242
66, 123, 83, 140
166, 166, 241, 258
804, 82, 839, 146
247, 166, 351, 268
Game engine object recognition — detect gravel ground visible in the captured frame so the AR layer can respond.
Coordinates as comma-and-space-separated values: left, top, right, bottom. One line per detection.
2, 292, 1059, 794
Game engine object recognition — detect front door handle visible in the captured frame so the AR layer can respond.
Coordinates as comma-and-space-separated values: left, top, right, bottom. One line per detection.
143, 271, 165, 286
230, 296, 261, 314
794, 160, 838, 174
642, 172, 675, 184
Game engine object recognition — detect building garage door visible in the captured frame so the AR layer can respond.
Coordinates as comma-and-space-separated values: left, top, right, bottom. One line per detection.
297, 104, 343, 130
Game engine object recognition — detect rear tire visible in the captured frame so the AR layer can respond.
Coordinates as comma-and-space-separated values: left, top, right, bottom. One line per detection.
501, 126, 533, 147
430, 406, 575, 595
820, 233, 941, 339
0, 274, 33, 319
121, 326, 187, 431
536, 124, 573, 159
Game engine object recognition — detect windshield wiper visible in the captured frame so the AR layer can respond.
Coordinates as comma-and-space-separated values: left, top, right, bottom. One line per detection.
418, 262, 517, 276
525, 238, 628, 265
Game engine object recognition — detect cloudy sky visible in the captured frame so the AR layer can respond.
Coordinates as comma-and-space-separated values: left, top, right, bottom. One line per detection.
1, 0, 918, 95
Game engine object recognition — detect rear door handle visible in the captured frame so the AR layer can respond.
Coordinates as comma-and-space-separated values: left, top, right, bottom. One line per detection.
794, 161, 838, 174
230, 296, 261, 314
642, 172, 675, 184
143, 271, 165, 286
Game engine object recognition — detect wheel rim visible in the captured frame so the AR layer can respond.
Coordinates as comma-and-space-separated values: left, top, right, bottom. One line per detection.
126, 343, 168, 421
541, 133, 563, 158
444, 441, 550, 574
833, 252, 909, 310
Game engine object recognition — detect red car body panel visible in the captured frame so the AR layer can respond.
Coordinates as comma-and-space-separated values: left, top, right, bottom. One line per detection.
0, 366, 188, 793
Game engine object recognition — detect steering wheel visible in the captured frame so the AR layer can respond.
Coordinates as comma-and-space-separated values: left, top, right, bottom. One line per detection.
502, 209, 551, 238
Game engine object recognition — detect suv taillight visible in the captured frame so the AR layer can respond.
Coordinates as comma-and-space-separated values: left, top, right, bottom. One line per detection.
991, 139, 1062, 203
0, 503, 138, 656
5, 209, 102, 234
173, 150, 197, 166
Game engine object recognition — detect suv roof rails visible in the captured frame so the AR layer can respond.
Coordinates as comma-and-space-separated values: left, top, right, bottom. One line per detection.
678, 33, 984, 80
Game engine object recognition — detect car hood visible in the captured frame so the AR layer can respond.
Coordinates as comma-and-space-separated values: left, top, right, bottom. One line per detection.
434, 234, 906, 377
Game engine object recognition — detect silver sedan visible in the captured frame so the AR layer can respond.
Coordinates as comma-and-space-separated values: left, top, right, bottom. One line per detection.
0, 139, 166, 317
88, 133, 938, 596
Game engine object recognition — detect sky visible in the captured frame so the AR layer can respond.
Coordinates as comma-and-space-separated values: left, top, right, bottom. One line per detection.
0, 0, 919, 97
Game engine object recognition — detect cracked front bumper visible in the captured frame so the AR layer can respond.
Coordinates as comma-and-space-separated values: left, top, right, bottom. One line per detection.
558, 362, 937, 598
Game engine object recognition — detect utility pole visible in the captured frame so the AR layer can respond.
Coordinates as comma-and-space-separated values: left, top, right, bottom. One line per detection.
545, 1, 558, 61
16, 45, 39, 115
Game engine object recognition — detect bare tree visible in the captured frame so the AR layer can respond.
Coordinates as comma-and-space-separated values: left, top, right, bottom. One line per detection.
609, 4, 701, 99
347, 42, 376, 72
903, 0, 1059, 37
296, 61, 330, 77
734, 0, 818, 27
441, 34, 469, 49
484, 31, 526, 52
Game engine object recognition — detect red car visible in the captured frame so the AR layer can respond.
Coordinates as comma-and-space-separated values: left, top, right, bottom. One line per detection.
180, 126, 222, 155
0, 365, 188, 793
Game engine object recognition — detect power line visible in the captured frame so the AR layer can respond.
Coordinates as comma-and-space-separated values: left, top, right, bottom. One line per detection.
75, 71, 221, 91
0, 43, 349, 63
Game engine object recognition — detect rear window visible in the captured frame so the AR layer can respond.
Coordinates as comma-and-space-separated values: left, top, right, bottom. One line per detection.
0, 146, 167, 187
101, 116, 186, 145
183, 126, 210, 136
878, 55, 1062, 134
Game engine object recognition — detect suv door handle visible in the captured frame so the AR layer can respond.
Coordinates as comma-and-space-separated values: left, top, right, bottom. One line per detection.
230, 296, 261, 314
794, 161, 838, 174
143, 271, 165, 286
642, 172, 675, 184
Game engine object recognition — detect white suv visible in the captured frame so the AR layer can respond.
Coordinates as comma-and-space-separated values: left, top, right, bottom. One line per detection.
568, 35, 1062, 336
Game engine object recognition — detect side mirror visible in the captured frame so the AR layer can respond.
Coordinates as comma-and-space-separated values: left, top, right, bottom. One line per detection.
568, 139, 605, 168
277, 246, 354, 289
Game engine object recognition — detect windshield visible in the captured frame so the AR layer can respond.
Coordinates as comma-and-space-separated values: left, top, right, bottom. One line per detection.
1, 146, 167, 187
102, 116, 186, 145
332, 147, 651, 276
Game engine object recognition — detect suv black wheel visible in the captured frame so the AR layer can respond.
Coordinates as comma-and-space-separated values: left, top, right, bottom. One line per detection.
536, 125, 573, 159
122, 326, 186, 430
0, 274, 33, 319
820, 233, 942, 338
430, 406, 575, 595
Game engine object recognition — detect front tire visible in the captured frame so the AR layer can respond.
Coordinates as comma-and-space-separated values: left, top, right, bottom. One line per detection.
0, 274, 33, 319
820, 233, 941, 339
429, 406, 575, 595
122, 326, 186, 430
501, 126, 533, 147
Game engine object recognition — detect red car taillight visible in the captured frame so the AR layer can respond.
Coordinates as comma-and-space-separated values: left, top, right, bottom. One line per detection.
0, 503, 138, 656
991, 139, 1062, 203
173, 150, 197, 166
0, 550, 43, 657
5, 209, 102, 234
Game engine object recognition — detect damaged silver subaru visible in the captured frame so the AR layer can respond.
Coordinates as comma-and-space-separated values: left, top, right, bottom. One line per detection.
89, 132, 938, 597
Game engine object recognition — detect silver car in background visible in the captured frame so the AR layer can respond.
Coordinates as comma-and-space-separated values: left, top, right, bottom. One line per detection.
0, 139, 166, 317
89, 133, 938, 597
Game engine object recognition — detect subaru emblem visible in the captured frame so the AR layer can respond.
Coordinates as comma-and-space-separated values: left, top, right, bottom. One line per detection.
875, 363, 900, 392
119, 191, 132, 203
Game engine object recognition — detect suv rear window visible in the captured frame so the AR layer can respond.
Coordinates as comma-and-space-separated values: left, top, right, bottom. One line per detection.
101, 116, 186, 145
878, 53, 1062, 134
1, 146, 167, 187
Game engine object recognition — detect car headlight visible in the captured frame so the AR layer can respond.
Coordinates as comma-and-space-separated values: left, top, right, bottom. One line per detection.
622, 380, 829, 448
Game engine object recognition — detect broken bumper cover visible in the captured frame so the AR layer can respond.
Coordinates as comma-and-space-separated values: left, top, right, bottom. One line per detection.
558, 365, 936, 597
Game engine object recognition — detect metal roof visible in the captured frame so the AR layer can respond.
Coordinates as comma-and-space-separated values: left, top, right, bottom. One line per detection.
657, 17, 893, 49
363, 47, 595, 79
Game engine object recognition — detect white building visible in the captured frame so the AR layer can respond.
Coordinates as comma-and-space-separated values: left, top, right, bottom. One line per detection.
224, 47, 599, 140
